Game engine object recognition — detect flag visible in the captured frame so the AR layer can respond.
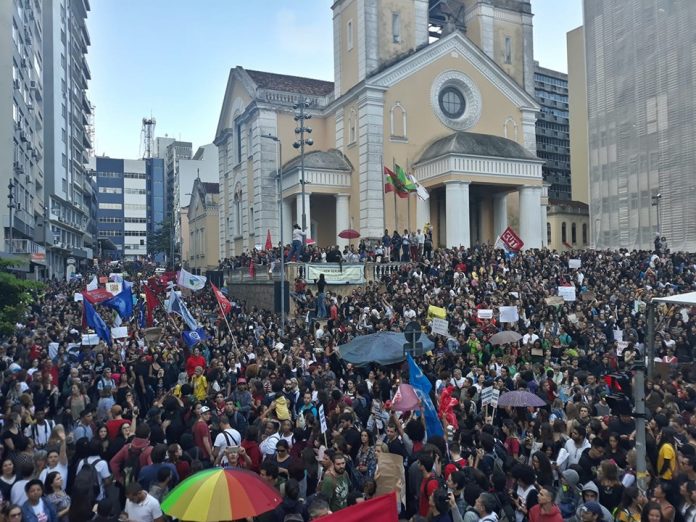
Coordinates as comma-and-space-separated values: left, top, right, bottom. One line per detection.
316, 492, 398, 522
86, 275, 98, 291
82, 287, 114, 305
407, 354, 444, 437
408, 174, 430, 201
144, 284, 158, 327
84, 300, 112, 347
138, 300, 146, 328
391, 383, 420, 412
394, 164, 417, 193
265, 229, 272, 251
384, 166, 409, 199
498, 226, 524, 252
211, 283, 232, 316
102, 284, 133, 321
177, 268, 207, 291
165, 290, 199, 331
182, 327, 209, 349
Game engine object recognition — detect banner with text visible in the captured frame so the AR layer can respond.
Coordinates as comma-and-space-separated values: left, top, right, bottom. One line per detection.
305, 264, 365, 284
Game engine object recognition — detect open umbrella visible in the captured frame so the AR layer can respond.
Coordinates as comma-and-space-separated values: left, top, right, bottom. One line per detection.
161, 467, 281, 521
489, 330, 522, 346
338, 228, 361, 239
338, 331, 433, 366
265, 229, 273, 251
496, 390, 547, 408
306, 238, 316, 245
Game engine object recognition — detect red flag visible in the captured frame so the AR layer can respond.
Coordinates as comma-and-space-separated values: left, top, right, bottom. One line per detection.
211, 283, 232, 316
265, 229, 273, 251
81, 288, 114, 304
144, 284, 158, 327
500, 226, 524, 252
316, 492, 398, 522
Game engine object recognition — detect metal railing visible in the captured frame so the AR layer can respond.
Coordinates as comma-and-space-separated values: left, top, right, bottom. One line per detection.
5, 239, 45, 255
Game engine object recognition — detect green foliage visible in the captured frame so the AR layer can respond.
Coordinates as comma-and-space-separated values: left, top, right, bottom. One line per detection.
147, 216, 174, 257
0, 260, 44, 337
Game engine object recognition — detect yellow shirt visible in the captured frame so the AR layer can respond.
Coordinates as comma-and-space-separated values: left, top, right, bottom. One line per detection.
192, 374, 208, 401
657, 442, 677, 479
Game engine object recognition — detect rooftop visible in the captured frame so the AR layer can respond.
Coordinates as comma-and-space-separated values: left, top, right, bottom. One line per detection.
246, 70, 334, 96
418, 131, 540, 163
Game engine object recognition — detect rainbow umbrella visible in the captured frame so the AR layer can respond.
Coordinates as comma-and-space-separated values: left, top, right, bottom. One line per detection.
161, 467, 282, 521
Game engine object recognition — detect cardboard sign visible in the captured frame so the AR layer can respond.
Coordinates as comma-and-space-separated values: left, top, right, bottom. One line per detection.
491, 389, 500, 408
558, 286, 577, 302
81, 334, 99, 345
48, 342, 59, 360
545, 296, 565, 306
569, 259, 582, 269
499, 306, 519, 323
481, 386, 494, 406
375, 452, 405, 506
143, 327, 163, 343
74, 293, 83, 302
318, 404, 328, 434
106, 282, 122, 296
581, 291, 596, 302
477, 309, 494, 320
431, 318, 449, 337
427, 305, 447, 320
111, 327, 129, 339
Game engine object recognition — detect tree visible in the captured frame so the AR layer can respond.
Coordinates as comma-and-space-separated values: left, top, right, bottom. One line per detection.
147, 216, 174, 259
0, 260, 44, 337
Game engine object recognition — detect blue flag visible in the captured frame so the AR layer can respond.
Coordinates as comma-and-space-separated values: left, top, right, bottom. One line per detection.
165, 290, 199, 331
102, 284, 133, 321
182, 327, 209, 349
407, 354, 444, 438
84, 300, 112, 347
138, 300, 146, 328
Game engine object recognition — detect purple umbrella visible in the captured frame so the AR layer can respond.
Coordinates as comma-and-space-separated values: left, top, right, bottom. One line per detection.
496, 390, 547, 408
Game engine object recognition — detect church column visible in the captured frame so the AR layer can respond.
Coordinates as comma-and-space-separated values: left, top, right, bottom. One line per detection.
519, 186, 542, 249
445, 181, 470, 248
281, 198, 292, 246
416, 195, 430, 231
493, 193, 508, 238
335, 194, 350, 249
296, 193, 311, 238
479, 195, 493, 244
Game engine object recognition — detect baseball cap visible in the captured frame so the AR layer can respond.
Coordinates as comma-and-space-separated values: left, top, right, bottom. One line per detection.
580, 502, 604, 519
200, 406, 211, 414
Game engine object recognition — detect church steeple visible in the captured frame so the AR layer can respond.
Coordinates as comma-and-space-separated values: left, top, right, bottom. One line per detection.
332, 0, 429, 98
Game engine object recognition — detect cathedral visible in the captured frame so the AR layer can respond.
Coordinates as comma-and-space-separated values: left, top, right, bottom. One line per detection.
215, 0, 546, 258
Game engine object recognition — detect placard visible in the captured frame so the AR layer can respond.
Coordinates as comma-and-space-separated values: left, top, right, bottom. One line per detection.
143, 327, 163, 343
481, 386, 494, 406
318, 404, 328, 434
499, 306, 519, 323
491, 389, 500, 408
111, 327, 129, 339
558, 286, 577, 302
427, 305, 447, 320
48, 342, 59, 360
569, 259, 582, 269
106, 282, 122, 296
73, 293, 83, 302
477, 309, 493, 320
545, 296, 565, 306
305, 264, 365, 285
375, 452, 406, 507
431, 318, 449, 337
81, 334, 99, 345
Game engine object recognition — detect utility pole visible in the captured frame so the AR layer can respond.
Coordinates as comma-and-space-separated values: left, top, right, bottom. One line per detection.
293, 99, 314, 246
7, 180, 15, 254
263, 134, 285, 335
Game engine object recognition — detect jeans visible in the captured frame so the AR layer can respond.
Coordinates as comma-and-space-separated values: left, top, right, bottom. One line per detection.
288, 240, 302, 261
317, 292, 327, 319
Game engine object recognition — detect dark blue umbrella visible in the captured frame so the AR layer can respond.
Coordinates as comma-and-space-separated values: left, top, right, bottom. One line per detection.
337, 331, 434, 366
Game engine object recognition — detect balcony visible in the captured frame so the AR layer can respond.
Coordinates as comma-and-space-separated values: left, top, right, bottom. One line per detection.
5, 239, 45, 256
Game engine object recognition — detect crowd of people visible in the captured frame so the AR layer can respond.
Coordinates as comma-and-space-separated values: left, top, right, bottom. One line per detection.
1, 238, 696, 522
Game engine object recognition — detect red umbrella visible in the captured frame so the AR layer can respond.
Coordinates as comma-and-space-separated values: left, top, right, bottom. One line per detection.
264, 229, 272, 251
338, 228, 361, 239
306, 238, 316, 245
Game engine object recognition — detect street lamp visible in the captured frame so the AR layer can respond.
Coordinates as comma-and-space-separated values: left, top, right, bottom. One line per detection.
652, 192, 662, 236
262, 133, 285, 335
7, 180, 15, 254
293, 99, 314, 246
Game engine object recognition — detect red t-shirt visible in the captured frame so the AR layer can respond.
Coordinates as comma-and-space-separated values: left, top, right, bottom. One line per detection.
418, 473, 439, 516
192, 420, 211, 460
186, 355, 207, 376
241, 440, 262, 473
106, 418, 130, 440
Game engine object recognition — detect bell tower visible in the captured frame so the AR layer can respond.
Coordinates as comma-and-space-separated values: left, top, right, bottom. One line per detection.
332, 0, 430, 98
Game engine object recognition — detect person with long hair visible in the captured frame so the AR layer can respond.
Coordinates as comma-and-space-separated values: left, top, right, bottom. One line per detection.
0, 458, 16, 505
651, 481, 675, 522
531, 451, 554, 489
615, 486, 648, 522
641, 501, 666, 522
43, 471, 70, 521
354, 430, 376, 489
597, 459, 624, 513
657, 427, 678, 481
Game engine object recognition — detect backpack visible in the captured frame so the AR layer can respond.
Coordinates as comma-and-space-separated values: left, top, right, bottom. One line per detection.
493, 439, 515, 471
73, 457, 101, 502
122, 444, 144, 488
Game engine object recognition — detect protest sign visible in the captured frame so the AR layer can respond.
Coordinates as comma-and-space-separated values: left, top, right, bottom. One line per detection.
376, 452, 406, 506
481, 386, 494, 406
111, 327, 129, 339
319, 404, 328, 434
491, 389, 500, 408
74, 293, 83, 302
431, 318, 449, 337
81, 334, 99, 345
105, 282, 122, 296
427, 305, 447, 320
569, 259, 582, 269
477, 309, 493, 320
499, 306, 519, 323
558, 286, 577, 302
545, 296, 565, 306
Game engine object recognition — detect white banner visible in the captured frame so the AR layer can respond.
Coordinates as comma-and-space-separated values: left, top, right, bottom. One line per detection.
105, 282, 122, 296
111, 327, 129, 339
305, 264, 365, 285
481, 386, 494, 406
499, 306, 519, 323
491, 389, 500, 408
81, 334, 99, 345
558, 286, 577, 302
318, 404, 328, 434
568, 259, 582, 269
477, 309, 493, 320
431, 318, 449, 337
74, 293, 83, 302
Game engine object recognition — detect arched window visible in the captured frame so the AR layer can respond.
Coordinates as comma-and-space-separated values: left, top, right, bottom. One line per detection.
233, 183, 243, 236
561, 222, 567, 243
582, 223, 588, 245
547, 222, 551, 245
571, 223, 577, 244
503, 117, 518, 141
390, 102, 407, 139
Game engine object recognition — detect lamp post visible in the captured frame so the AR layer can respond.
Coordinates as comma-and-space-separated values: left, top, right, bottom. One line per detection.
293, 99, 314, 246
652, 193, 662, 236
263, 134, 285, 335
7, 180, 15, 254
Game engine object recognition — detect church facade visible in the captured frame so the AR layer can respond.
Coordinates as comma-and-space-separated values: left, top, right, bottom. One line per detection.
215, 0, 546, 259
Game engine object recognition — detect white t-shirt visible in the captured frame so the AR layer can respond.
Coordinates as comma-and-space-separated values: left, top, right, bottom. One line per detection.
213, 428, 242, 464
10, 478, 28, 506
39, 462, 69, 491
125, 492, 163, 522
75, 456, 111, 500
30, 498, 50, 522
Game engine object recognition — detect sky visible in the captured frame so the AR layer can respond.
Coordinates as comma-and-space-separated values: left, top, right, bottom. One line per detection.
86, 0, 582, 159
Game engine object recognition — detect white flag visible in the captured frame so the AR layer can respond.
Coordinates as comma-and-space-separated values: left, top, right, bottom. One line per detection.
408, 174, 430, 201
176, 268, 207, 291
86, 275, 98, 291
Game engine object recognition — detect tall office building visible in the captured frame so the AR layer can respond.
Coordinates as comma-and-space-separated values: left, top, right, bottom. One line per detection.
43, 0, 93, 278
533, 63, 571, 201
576, 0, 696, 251
165, 140, 192, 222
0, 0, 48, 278
90, 156, 164, 261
